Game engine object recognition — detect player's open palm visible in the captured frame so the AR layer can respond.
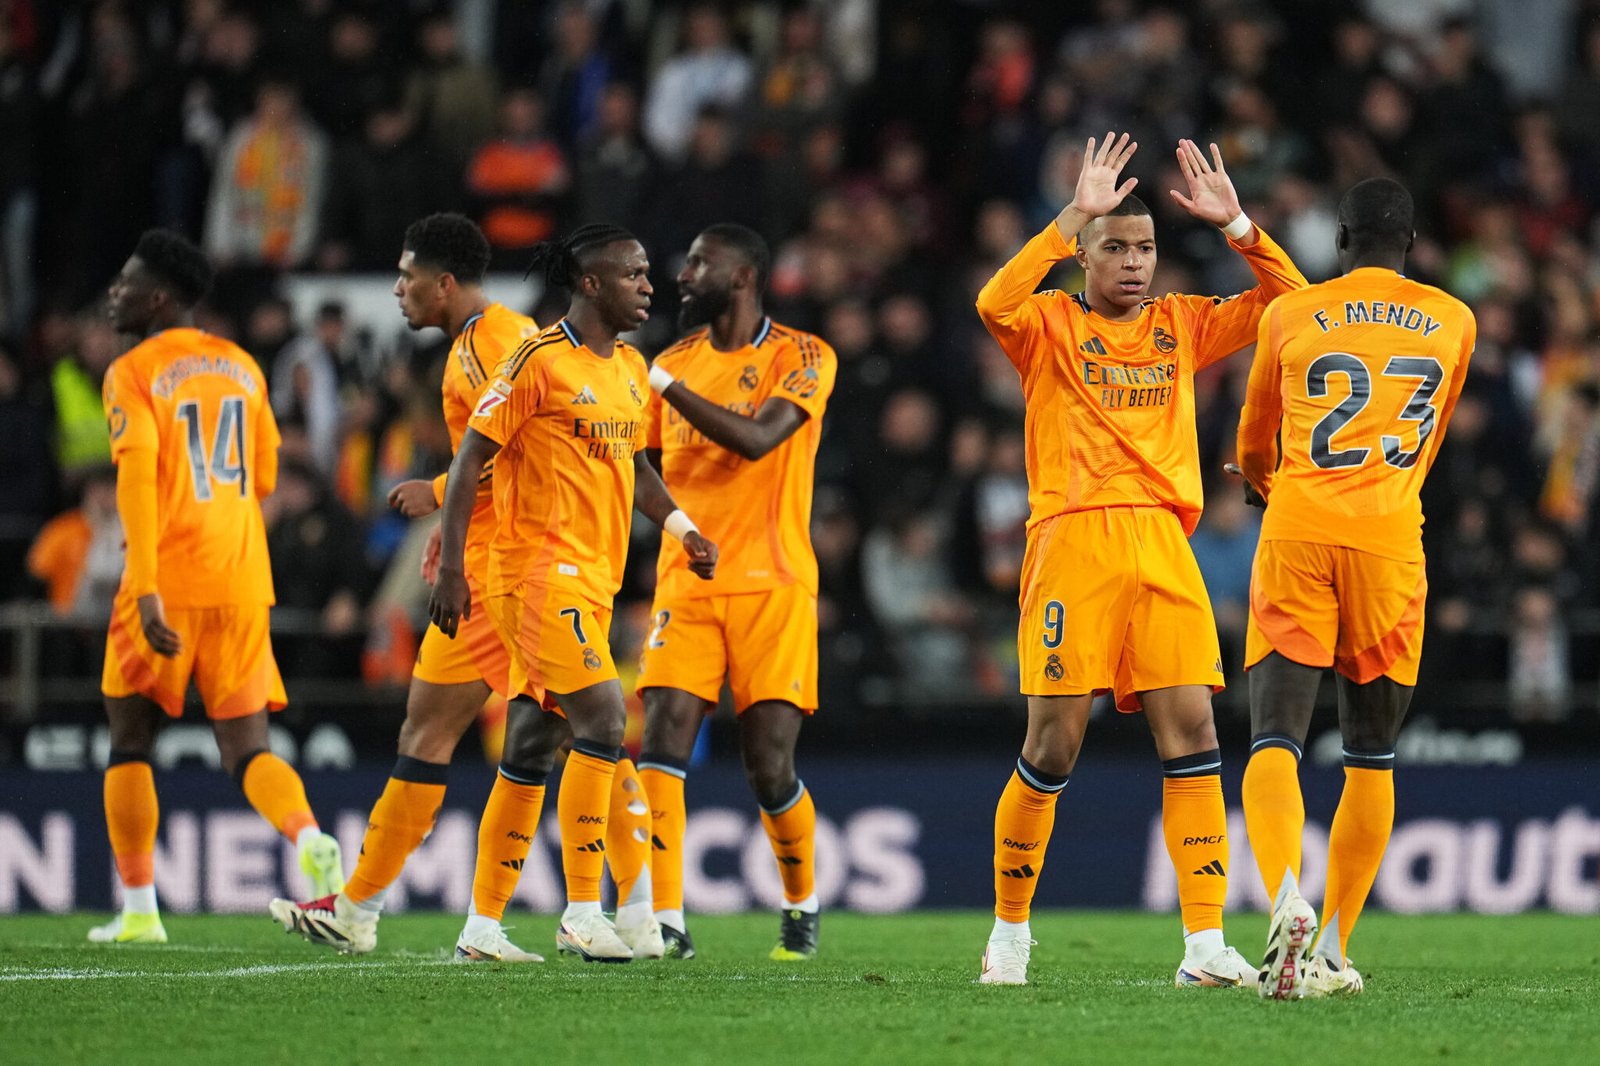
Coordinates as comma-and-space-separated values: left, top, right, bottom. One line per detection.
1170, 139, 1242, 228
1068, 132, 1139, 219
684, 531, 718, 580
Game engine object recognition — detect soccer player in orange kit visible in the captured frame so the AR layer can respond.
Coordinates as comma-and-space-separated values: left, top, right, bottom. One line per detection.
93, 229, 343, 944
270, 215, 664, 961
635, 224, 836, 960
429, 224, 718, 962
1233, 178, 1473, 1000
974, 134, 1308, 986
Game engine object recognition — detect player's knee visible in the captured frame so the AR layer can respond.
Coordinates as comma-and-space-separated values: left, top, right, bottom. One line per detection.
502, 715, 565, 771
741, 746, 797, 807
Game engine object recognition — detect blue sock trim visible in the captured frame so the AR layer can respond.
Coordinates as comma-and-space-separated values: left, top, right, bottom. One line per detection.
391, 755, 450, 785
1015, 756, 1069, 794
570, 738, 621, 763
760, 780, 806, 816
1162, 748, 1222, 777
1250, 733, 1303, 760
638, 751, 689, 778
1342, 747, 1395, 770
497, 762, 549, 787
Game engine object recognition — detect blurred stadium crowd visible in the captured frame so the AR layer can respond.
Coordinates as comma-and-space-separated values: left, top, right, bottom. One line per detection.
1, 0, 1597, 739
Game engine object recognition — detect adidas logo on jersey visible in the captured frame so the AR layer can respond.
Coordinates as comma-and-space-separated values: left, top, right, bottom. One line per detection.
571, 386, 599, 405
1079, 337, 1108, 355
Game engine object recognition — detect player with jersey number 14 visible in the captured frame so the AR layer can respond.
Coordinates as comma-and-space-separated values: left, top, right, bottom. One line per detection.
93, 230, 343, 946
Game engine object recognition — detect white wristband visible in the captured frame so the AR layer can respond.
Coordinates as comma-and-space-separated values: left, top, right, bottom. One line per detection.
662, 508, 698, 542
649, 363, 676, 395
1221, 212, 1253, 240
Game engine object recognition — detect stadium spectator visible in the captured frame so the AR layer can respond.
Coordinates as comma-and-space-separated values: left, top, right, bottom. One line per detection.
204, 74, 328, 269
466, 87, 571, 261
538, 1, 616, 150
318, 99, 443, 271
50, 313, 116, 484
270, 302, 344, 478
405, 11, 498, 177
26, 463, 120, 620
574, 82, 658, 234
643, 3, 753, 162
0, 342, 57, 600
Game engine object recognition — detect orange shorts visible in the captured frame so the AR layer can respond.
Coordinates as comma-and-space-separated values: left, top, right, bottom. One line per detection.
635, 585, 818, 713
101, 589, 286, 719
413, 572, 519, 695
1018, 506, 1223, 711
1246, 540, 1427, 686
486, 584, 616, 706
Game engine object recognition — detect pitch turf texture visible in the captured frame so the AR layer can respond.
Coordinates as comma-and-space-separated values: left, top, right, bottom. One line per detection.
3, 912, 1595, 1065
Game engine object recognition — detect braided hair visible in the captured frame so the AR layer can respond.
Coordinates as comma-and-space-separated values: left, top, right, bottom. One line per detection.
525, 223, 639, 291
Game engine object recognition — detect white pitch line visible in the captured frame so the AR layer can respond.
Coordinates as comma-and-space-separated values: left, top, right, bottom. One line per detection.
0, 959, 458, 982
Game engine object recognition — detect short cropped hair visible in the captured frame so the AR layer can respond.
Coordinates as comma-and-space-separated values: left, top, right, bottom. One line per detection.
699, 223, 772, 295
525, 223, 639, 290
404, 213, 492, 284
1106, 194, 1152, 219
1338, 178, 1414, 254
133, 229, 213, 307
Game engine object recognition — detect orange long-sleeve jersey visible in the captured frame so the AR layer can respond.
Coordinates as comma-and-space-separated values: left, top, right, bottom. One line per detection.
1237, 268, 1475, 562
645, 318, 836, 600
469, 320, 650, 602
976, 222, 1307, 535
101, 328, 278, 606
430, 303, 540, 583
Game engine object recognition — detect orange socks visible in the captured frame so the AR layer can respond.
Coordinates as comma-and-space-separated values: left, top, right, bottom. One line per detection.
470, 764, 547, 921
605, 757, 652, 908
760, 782, 816, 905
1321, 760, 1395, 960
105, 756, 158, 890
345, 757, 449, 907
1161, 750, 1227, 935
639, 755, 687, 914
993, 758, 1066, 922
237, 750, 317, 842
1241, 739, 1305, 901
558, 742, 619, 904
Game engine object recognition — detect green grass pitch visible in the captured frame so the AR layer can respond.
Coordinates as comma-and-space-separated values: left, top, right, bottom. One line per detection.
4, 911, 1597, 1065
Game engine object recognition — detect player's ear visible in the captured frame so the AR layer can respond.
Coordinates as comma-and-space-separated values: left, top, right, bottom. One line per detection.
1336, 223, 1349, 252
1406, 230, 1415, 253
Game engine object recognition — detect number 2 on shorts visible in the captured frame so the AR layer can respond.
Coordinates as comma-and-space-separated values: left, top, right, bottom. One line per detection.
558, 607, 588, 644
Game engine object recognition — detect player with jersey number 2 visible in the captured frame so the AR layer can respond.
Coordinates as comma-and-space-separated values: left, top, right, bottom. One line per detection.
635, 224, 837, 961
1232, 178, 1474, 1001
974, 134, 1309, 987
94, 230, 344, 945
429, 225, 718, 962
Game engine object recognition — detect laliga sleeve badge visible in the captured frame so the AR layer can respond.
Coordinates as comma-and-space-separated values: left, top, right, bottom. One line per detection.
474, 379, 513, 418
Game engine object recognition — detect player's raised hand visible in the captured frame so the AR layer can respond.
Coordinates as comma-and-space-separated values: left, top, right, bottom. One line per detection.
1170, 140, 1244, 229
1223, 462, 1267, 509
1066, 132, 1139, 221
136, 593, 182, 657
420, 524, 442, 586
683, 531, 718, 580
388, 479, 439, 518
428, 566, 471, 637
